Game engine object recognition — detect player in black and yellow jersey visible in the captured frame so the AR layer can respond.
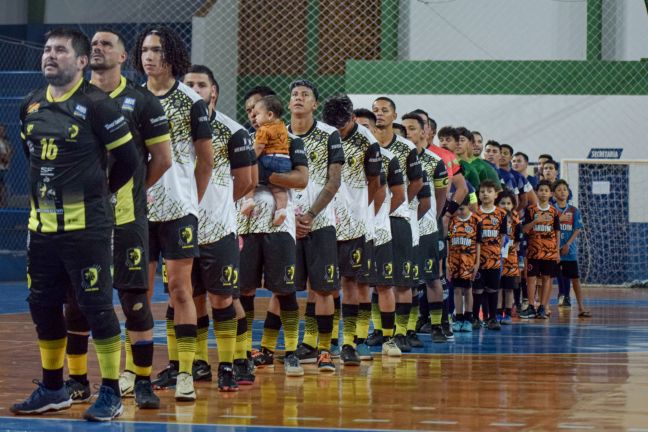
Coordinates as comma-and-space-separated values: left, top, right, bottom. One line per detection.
61, 29, 172, 409
12, 28, 138, 422
133, 27, 214, 401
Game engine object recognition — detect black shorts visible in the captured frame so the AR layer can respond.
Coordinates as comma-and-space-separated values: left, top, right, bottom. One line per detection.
418, 232, 440, 283
27, 229, 113, 309
560, 260, 579, 279
192, 233, 239, 297
527, 259, 559, 278
113, 219, 149, 292
357, 239, 375, 285
474, 268, 501, 292
373, 241, 394, 287
239, 232, 296, 294
295, 226, 339, 293
501, 276, 519, 291
389, 217, 413, 288
452, 278, 472, 289
338, 236, 368, 279
149, 214, 199, 261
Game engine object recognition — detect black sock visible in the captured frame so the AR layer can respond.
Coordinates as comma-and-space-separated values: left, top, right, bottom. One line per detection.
472, 292, 482, 319
131, 341, 154, 382
488, 292, 499, 320
505, 307, 512, 317
43, 368, 64, 391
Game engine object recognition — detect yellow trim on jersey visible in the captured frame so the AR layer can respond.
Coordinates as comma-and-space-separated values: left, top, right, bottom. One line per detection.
105, 132, 133, 151
37, 202, 59, 233
115, 177, 136, 226
46, 77, 84, 103
20, 132, 26, 140
63, 201, 86, 231
28, 199, 39, 232
145, 133, 171, 147
109, 76, 128, 99
434, 177, 449, 189
469, 192, 478, 205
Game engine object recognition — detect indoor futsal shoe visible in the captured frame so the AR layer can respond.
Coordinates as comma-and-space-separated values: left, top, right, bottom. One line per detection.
134, 379, 160, 409
174, 373, 196, 402
119, 370, 135, 397
65, 378, 91, 404
217, 364, 239, 392
83, 385, 123, 422
10, 380, 72, 415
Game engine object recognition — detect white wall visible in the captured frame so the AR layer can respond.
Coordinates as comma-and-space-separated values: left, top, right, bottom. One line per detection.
603, 0, 648, 61
0, 0, 27, 24
43, 0, 203, 23
349, 94, 648, 161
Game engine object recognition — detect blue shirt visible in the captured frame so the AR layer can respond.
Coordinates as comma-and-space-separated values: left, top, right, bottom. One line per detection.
527, 175, 539, 189
554, 203, 583, 261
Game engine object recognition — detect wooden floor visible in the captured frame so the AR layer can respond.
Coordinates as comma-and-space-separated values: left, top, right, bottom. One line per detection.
1, 285, 648, 431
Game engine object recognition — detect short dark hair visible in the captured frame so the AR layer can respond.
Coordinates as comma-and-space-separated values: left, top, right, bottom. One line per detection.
244, 85, 276, 101
412, 108, 428, 119
553, 179, 569, 191
538, 153, 553, 161
375, 96, 396, 111
479, 179, 501, 192
95, 28, 128, 51
536, 179, 553, 191
290, 79, 319, 101
437, 126, 459, 142
496, 189, 518, 208
428, 118, 437, 131
45, 28, 90, 58
514, 151, 529, 162
257, 95, 284, 118
485, 140, 501, 149
472, 130, 482, 138
186, 64, 219, 94
353, 108, 376, 124
455, 126, 473, 142
393, 122, 406, 136
401, 112, 425, 129
543, 160, 559, 170
132, 26, 191, 78
500, 143, 514, 155
322, 94, 354, 128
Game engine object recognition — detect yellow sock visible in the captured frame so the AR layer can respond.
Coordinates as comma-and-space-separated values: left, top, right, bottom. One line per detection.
93, 335, 121, 380
39, 338, 66, 370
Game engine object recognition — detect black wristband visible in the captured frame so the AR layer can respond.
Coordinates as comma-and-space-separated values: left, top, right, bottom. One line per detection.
446, 200, 460, 215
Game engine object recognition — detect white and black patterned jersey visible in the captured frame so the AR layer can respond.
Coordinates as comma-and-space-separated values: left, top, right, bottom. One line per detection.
333, 123, 382, 241
418, 148, 449, 236
374, 147, 404, 246
383, 134, 422, 220
288, 120, 345, 232
147, 80, 212, 222
198, 110, 255, 245
237, 133, 308, 240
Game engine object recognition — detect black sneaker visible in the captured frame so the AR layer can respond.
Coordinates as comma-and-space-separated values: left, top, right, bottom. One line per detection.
415, 318, 429, 333
442, 322, 455, 341
406, 330, 424, 348
537, 305, 547, 319
520, 305, 536, 319
487, 318, 501, 331
340, 344, 361, 366
217, 364, 239, 392
471, 318, 483, 329
366, 330, 384, 346
192, 360, 212, 382
251, 347, 274, 368
233, 358, 255, 385
134, 380, 160, 409
418, 322, 432, 334
431, 326, 446, 343
393, 334, 411, 352
294, 343, 318, 364
65, 378, 91, 404
563, 297, 572, 308
152, 363, 178, 389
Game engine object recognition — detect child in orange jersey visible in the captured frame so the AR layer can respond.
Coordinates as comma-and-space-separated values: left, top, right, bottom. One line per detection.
521, 180, 561, 320
475, 180, 508, 331
496, 190, 522, 325
447, 197, 481, 333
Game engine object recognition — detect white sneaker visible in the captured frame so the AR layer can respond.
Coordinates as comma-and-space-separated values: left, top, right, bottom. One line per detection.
175, 373, 196, 401
381, 338, 402, 357
119, 371, 136, 398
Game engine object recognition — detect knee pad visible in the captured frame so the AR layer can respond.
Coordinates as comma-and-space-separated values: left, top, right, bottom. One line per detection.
485, 287, 498, 294
80, 306, 121, 340
118, 291, 154, 332
473, 288, 484, 295
29, 303, 66, 340
64, 302, 90, 333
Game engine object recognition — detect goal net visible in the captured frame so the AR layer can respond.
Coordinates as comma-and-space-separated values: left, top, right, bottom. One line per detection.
561, 159, 648, 286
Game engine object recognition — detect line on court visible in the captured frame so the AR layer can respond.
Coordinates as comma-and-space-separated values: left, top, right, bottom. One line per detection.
627, 429, 648, 432
353, 418, 390, 423
412, 406, 436, 411
557, 424, 595, 430
491, 422, 526, 427
220, 414, 258, 419
157, 413, 193, 417
285, 417, 324, 421
420, 420, 459, 425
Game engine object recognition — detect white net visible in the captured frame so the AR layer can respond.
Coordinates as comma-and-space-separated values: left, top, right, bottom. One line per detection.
562, 159, 648, 285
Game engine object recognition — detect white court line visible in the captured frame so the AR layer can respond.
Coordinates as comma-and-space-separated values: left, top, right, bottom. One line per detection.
157, 413, 192, 417
420, 420, 459, 425
628, 429, 648, 432
220, 414, 257, 419
285, 417, 324, 421
412, 406, 437, 411
353, 418, 390, 423
558, 424, 595, 430
491, 422, 527, 427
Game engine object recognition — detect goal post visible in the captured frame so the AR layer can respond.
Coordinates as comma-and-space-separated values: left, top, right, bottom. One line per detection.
561, 159, 648, 285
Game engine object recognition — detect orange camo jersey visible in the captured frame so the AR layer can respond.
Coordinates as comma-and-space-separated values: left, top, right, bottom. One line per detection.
448, 213, 481, 281
502, 211, 521, 277
525, 204, 561, 261
476, 207, 508, 270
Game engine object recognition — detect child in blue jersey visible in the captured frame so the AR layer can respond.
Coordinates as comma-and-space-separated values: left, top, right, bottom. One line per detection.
553, 180, 591, 317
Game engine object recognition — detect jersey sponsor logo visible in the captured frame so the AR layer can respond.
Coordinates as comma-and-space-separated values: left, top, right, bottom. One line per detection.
351, 248, 362, 268
67, 124, 79, 141
125, 247, 143, 270
221, 265, 238, 286
451, 237, 473, 247
27, 102, 40, 114
81, 265, 101, 292
284, 265, 295, 284
150, 115, 168, 126
178, 226, 194, 248
383, 261, 393, 279
412, 263, 419, 279
482, 229, 499, 238
424, 258, 434, 273
324, 264, 337, 283
122, 97, 136, 111
533, 225, 553, 233
560, 223, 573, 231
104, 116, 126, 133
403, 261, 412, 278
73, 104, 87, 120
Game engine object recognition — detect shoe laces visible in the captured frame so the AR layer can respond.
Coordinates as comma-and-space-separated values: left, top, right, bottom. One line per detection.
91, 385, 115, 406
23, 380, 48, 403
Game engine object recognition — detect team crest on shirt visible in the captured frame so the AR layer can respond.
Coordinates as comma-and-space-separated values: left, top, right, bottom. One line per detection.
347, 155, 359, 168
309, 151, 320, 162
284, 265, 295, 284
425, 259, 434, 272
383, 262, 393, 279
351, 248, 362, 268
179, 226, 194, 248
73, 104, 87, 120
465, 226, 473, 233
221, 265, 239, 286
122, 97, 136, 111
324, 264, 336, 283
81, 265, 101, 292
125, 247, 142, 270
490, 217, 499, 225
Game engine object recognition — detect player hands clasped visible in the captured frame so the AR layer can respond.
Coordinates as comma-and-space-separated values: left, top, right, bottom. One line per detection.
241, 95, 290, 225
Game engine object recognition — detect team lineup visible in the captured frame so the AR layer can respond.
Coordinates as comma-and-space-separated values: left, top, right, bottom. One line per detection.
11, 26, 591, 422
